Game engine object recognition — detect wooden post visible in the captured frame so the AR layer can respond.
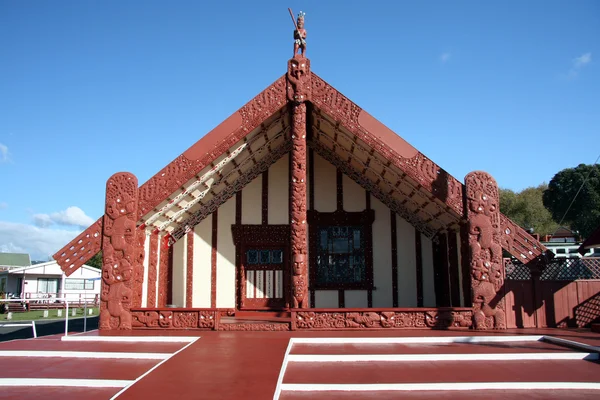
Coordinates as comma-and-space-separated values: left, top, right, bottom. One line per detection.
100, 172, 139, 330
288, 55, 311, 309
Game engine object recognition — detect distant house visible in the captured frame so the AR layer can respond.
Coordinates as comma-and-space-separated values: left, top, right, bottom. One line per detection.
540, 227, 599, 259
0, 253, 100, 302
0, 253, 31, 269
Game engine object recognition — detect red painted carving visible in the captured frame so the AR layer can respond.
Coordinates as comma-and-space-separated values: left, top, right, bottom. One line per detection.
170, 141, 291, 242
464, 171, 506, 330
53, 218, 102, 276
290, 101, 309, 308
291, 10, 307, 57
131, 309, 218, 330
147, 232, 158, 307
186, 230, 194, 308
100, 172, 139, 330
218, 322, 290, 331
291, 308, 473, 330
500, 213, 549, 264
287, 57, 311, 103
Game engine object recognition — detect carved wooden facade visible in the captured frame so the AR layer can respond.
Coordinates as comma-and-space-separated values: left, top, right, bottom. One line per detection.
53, 52, 551, 332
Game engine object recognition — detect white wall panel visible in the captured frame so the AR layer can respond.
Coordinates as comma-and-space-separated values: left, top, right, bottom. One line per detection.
192, 217, 212, 308
315, 290, 338, 308
313, 154, 337, 212
345, 290, 368, 308
171, 235, 187, 307
372, 197, 393, 307
268, 153, 289, 224
242, 175, 262, 224
216, 198, 236, 308
342, 175, 365, 212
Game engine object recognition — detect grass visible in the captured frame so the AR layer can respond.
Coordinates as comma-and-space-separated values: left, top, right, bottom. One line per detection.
0, 307, 99, 321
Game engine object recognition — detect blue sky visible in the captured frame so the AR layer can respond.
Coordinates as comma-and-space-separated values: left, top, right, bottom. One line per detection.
1, 1, 598, 260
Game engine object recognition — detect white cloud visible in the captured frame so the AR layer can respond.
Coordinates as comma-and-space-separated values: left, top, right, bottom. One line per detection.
0, 202, 7, 210
0, 221, 81, 261
0, 143, 9, 163
32, 206, 95, 229
440, 52, 451, 63
568, 52, 592, 78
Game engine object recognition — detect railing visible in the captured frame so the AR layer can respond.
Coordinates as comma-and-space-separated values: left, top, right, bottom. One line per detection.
2, 292, 99, 305
0, 297, 97, 338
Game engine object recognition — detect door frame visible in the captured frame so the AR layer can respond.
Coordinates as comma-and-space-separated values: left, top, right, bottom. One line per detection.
232, 224, 290, 311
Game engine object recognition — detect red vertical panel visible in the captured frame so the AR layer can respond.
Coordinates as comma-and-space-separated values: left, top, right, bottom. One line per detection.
504, 281, 516, 329
507, 281, 536, 328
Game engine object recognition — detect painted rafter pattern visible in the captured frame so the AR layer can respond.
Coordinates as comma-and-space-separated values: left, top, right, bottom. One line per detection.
142, 111, 288, 231
312, 115, 461, 235
169, 140, 293, 243
310, 140, 438, 238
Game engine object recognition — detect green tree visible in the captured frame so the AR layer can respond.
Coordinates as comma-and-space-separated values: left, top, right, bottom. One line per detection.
86, 251, 103, 269
499, 184, 558, 236
543, 163, 600, 239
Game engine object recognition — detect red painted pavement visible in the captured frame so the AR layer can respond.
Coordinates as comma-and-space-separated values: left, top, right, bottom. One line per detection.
0, 338, 185, 353
290, 341, 572, 355
0, 387, 121, 400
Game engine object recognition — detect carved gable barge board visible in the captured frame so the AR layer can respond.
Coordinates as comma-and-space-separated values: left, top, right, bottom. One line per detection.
499, 213, 551, 265
311, 72, 464, 215
169, 141, 292, 243
54, 76, 288, 275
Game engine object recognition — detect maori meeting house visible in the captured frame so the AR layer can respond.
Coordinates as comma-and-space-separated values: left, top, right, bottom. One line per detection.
52, 17, 552, 333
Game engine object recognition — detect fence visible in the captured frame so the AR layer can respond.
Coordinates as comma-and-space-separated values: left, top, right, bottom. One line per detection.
504, 257, 600, 328
0, 297, 97, 338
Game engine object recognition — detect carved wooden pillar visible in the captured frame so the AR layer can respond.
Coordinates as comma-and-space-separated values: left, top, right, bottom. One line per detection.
288, 55, 311, 308
100, 172, 139, 330
464, 171, 506, 330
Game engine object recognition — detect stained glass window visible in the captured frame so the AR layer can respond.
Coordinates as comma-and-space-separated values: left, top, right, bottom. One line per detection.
315, 226, 366, 286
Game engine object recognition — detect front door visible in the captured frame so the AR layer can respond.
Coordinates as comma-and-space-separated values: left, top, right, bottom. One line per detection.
240, 246, 287, 310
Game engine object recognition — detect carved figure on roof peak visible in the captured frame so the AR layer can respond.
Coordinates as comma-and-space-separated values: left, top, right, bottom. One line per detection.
289, 9, 307, 57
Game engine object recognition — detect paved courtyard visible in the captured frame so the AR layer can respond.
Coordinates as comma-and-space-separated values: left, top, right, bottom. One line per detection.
0, 328, 598, 399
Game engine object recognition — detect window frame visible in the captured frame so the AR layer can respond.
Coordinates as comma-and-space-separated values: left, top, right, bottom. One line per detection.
64, 278, 94, 291
308, 209, 375, 290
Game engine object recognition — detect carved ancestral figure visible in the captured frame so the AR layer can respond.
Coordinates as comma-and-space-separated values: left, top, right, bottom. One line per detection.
287, 58, 311, 103
289, 10, 307, 57
292, 254, 307, 308
465, 172, 506, 330
472, 279, 506, 329
100, 257, 133, 329
468, 190, 502, 264
104, 192, 136, 257
101, 173, 139, 330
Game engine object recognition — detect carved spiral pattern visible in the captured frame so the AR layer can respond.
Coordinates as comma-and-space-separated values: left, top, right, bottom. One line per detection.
292, 310, 473, 330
